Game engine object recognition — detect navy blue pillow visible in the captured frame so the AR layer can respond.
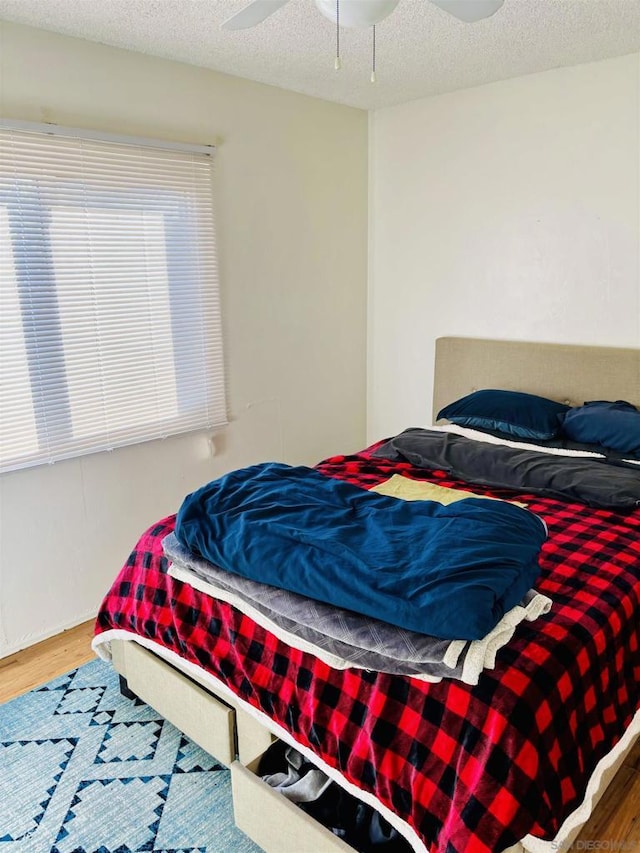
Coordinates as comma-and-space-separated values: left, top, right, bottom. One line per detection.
437, 389, 570, 440
561, 401, 640, 458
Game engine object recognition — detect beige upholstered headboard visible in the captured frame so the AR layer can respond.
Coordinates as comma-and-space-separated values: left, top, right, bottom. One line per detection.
433, 337, 640, 422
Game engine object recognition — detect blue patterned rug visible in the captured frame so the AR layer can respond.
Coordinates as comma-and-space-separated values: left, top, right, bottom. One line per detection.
0, 658, 261, 853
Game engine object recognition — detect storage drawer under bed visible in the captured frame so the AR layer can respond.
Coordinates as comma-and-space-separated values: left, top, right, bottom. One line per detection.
110, 641, 401, 852
112, 639, 236, 766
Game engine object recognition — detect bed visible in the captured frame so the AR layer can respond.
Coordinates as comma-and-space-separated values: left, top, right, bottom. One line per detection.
92, 336, 640, 853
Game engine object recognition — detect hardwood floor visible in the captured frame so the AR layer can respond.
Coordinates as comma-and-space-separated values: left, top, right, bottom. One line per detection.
0, 619, 95, 704
576, 738, 640, 848
1, 622, 638, 847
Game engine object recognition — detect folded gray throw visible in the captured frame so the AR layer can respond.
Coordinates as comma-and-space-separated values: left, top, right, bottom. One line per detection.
163, 533, 550, 684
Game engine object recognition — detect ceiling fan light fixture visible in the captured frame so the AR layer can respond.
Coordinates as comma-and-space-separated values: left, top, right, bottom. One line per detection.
223, 0, 505, 31
314, 0, 401, 28
222, 0, 506, 84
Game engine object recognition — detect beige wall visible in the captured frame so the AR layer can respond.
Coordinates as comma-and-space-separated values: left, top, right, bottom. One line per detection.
368, 53, 640, 441
0, 22, 368, 655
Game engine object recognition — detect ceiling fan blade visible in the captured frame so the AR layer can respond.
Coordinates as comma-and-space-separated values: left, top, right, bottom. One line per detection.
222, 0, 291, 30
428, 0, 504, 22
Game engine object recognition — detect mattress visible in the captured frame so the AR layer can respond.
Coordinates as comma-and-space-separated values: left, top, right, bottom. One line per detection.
93, 439, 640, 853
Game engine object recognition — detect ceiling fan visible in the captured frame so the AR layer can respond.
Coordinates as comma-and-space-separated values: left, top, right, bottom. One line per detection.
223, 0, 506, 30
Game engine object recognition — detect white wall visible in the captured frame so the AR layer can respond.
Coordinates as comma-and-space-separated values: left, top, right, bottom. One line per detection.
0, 22, 368, 656
369, 53, 640, 442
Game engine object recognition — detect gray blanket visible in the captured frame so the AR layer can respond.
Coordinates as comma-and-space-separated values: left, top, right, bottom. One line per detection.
373, 428, 640, 509
163, 533, 546, 684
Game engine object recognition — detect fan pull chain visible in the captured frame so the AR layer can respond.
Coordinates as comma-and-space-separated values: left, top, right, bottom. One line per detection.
334, 0, 341, 70
371, 24, 376, 82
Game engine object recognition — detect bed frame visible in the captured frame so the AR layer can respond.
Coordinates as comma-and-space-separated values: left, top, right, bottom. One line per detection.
106, 336, 640, 853
433, 337, 640, 419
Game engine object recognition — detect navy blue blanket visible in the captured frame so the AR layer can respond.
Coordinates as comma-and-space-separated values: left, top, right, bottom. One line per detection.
175, 463, 546, 641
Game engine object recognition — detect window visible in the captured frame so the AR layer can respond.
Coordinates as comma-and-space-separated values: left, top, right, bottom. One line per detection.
0, 122, 226, 473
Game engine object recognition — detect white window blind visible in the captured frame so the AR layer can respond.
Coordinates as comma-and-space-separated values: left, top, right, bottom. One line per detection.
0, 122, 226, 473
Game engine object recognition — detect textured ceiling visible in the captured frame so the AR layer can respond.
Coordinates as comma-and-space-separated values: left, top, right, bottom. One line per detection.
1, 0, 639, 110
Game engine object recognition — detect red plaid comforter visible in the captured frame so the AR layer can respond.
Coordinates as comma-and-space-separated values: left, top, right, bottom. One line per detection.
95, 447, 640, 852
